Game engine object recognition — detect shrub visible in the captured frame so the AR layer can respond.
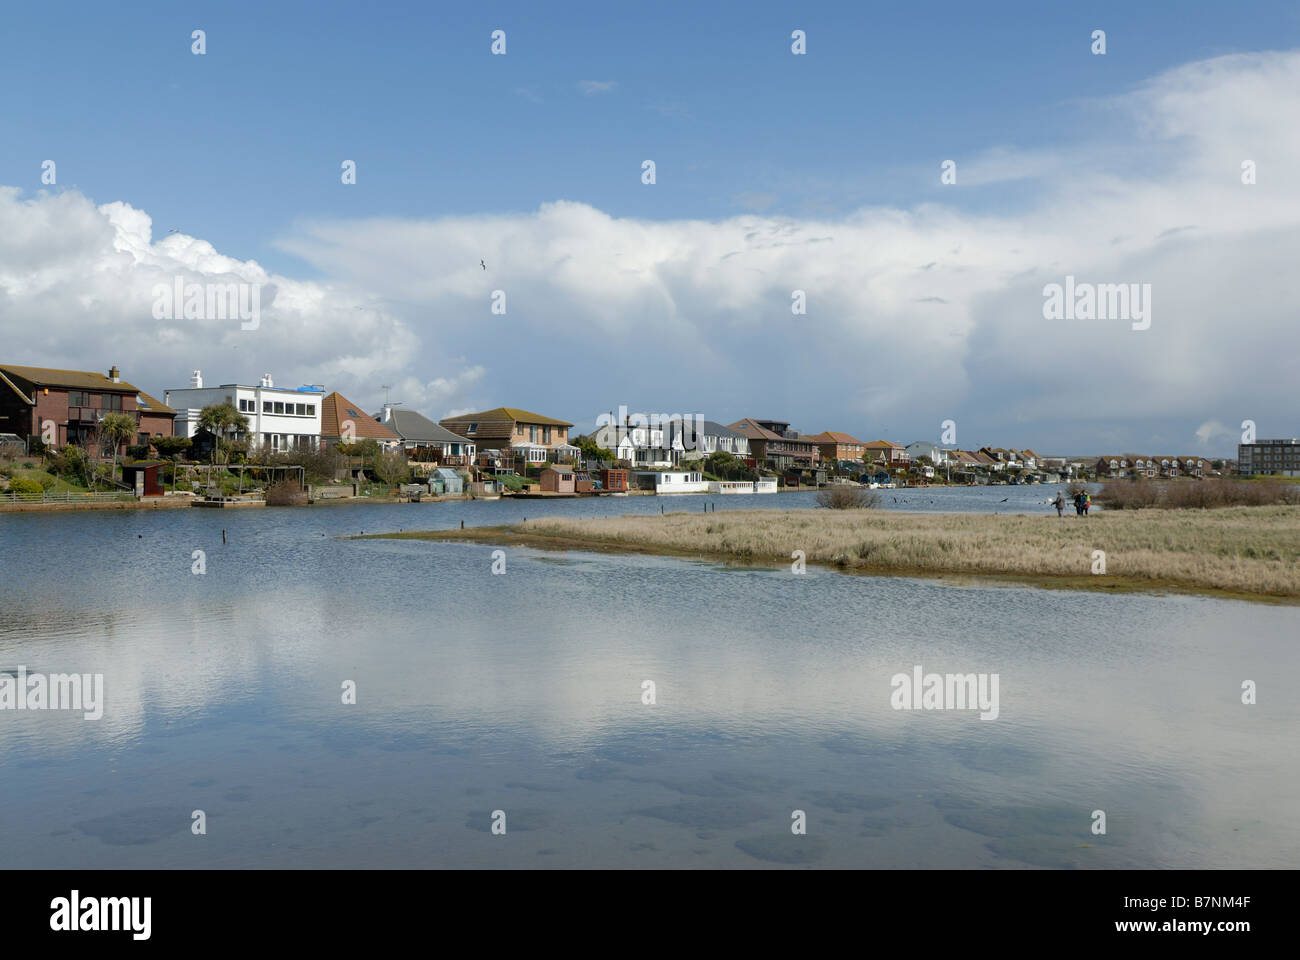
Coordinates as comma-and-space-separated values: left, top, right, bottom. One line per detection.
265, 481, 308, 506
125, 442, 152, 460
9, 475, 43, 495
815, 485, 881, 509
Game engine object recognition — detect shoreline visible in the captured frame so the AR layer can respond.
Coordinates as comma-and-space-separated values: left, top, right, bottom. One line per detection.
358, 506, 1300, 605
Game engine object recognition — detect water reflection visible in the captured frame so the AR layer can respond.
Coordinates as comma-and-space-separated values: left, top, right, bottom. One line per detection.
0, 498, 1294, 868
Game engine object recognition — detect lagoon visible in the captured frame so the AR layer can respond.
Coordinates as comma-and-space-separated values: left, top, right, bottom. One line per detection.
1, 493, 1295, 868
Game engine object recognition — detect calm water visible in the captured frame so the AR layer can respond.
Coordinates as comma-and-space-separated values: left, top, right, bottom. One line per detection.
1, 489, 1295, 869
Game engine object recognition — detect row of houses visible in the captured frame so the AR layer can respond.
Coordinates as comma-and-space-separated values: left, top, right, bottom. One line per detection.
0, 365, 570, 473
0, 361, 1255, 482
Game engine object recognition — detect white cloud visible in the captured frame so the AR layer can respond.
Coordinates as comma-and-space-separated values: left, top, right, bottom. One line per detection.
577, 80, 616, 95
3, 50, 1299, 452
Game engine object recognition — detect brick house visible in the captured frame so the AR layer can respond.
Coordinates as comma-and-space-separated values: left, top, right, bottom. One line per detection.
440, 407, 575, 464
728, 418, 820, 469
864, 440, 910, 464
0, 363, 174, 453
806, 430, 867, 463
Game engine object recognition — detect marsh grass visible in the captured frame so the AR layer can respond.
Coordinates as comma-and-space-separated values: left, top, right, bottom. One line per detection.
504, 506, 1300, 599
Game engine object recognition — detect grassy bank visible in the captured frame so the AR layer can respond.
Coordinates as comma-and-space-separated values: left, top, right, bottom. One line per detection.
369, 506, 1300, 603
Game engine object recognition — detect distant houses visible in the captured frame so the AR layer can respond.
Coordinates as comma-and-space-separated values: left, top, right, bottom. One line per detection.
2, 355, 1252, 488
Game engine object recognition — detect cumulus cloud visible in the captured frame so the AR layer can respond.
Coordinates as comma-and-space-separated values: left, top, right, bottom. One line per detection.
2, 49, 1298, 451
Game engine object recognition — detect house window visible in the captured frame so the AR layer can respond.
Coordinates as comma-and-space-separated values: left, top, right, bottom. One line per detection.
306, 405, 315, 416
530, 426, 539, 443
297, 403, 306, 415
467, 423, 478, 434
543, 426, 552, 443
263, 401, 272, 413
274, 402, 284, 414
69, 390, 91, 406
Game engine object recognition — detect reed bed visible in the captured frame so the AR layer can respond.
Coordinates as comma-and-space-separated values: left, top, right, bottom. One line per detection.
502, 506, 1300, 600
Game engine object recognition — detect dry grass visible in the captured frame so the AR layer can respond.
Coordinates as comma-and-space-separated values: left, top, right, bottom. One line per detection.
386, 506, 1300, 601
1096, 477, 1300, 510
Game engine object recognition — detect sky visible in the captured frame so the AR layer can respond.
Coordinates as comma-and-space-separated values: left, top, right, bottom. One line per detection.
2, 0, 1298, 455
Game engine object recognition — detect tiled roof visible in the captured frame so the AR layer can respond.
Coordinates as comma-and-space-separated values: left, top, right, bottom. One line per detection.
0, 364, 141, 394
137, 391, 176, 415
864, 439, 903, 449
808, 431, 866, 445
320, 392, 400, 441
379, 408, 472, 445
443, 407, 572, 428
728, 418, 786, 441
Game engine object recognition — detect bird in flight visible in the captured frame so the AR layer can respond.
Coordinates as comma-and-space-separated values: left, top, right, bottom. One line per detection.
480, 260, 486, 270
999, 497, 1008, 502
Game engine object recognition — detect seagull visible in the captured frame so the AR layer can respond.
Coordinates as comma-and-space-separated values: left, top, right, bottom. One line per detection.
999, 497, 1008, 502
480, 260, 486, 270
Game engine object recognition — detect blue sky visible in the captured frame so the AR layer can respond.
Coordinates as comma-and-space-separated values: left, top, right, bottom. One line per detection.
5, 0, 1292, 272
2, 1, 1299, 453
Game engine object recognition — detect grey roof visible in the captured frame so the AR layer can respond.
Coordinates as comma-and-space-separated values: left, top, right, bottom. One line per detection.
702, 420, 747, 440
376, 409, 472, 445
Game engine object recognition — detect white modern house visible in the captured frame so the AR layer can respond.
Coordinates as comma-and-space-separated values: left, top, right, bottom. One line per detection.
904, 441, 951, 465
164, 371, 324, 452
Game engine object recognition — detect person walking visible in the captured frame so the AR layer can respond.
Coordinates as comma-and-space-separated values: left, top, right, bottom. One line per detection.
1083, 490, 1091, 516
1053, 491, 1065, 517
1073, 490, 1084, 515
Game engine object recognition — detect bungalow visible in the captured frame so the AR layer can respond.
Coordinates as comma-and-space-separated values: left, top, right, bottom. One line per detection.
319, 392, 401, 450
377, 406, 476, 466
945, 450, 982, 468
0, 363, 175, 453
864, 440, 909, 464
440, 407, 576, 465
807, 431, 867, 463
728, 419, 819, 469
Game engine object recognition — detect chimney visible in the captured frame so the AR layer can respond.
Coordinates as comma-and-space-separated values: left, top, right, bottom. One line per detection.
109, 365, 121, 383
383, 404, 393, 423
190, 370, 203, 388
260, 373, 274, 388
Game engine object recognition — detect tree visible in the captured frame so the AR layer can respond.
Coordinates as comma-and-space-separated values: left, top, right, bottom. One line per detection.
198, 403, 249, 466
372, 449, 411, 486
573, 433, 615, 463
152, 435, 193, 460
99, 412, 137, 478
